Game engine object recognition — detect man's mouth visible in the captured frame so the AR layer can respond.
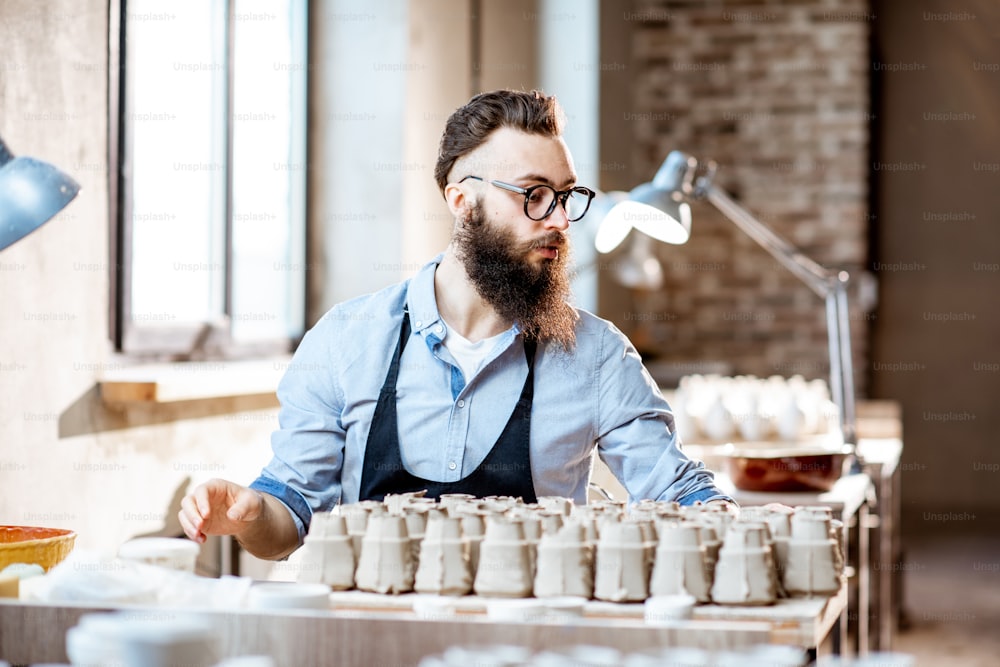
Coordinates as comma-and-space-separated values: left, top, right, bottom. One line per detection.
535, 245, 559, 260
529, 233, 567, 260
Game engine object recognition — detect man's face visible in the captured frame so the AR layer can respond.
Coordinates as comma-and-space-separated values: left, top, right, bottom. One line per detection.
455, 198, 571, 292
453, 127, 579, 268
449, 128, 580, 348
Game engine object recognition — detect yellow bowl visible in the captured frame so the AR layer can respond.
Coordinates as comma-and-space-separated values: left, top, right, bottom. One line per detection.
0, 525, 77, 572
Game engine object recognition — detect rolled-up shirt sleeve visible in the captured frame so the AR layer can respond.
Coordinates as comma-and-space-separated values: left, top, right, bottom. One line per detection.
594, 325, 734, 506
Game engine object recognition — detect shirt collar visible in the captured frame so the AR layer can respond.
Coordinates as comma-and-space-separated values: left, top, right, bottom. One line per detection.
405, 254, 445, 336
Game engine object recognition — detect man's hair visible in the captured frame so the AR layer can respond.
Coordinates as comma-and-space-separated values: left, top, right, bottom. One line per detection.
433, 89, 565, 195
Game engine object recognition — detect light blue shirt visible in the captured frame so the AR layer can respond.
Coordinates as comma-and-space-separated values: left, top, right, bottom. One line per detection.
252, 256, 732, 538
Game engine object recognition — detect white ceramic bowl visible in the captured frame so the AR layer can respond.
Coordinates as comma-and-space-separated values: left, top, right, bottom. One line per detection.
66, 611, 218, 667
411, 594, 458, 620
540, 596, 587, 619
644, 594, 697, 623
246, 582, 331, 610
117, 537, 200, 573
485, 598, 547, 622
66, 623, 119, 666
116, 617, 218, 667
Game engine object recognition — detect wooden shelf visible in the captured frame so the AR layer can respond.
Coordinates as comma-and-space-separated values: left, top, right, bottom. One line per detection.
99, 357, 288, 404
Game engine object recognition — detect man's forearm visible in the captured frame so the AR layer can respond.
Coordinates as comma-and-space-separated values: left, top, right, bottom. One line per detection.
235, 493, 302, 560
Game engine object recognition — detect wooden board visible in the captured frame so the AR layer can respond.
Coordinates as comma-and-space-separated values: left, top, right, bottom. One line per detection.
325, 583, 846, 649
0, 599, 777, 667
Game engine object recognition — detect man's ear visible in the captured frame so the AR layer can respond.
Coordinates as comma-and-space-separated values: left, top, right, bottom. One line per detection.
444, 182, 470, 219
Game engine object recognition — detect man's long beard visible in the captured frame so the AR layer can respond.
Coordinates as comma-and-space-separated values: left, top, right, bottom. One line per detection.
453, 203, 578, 350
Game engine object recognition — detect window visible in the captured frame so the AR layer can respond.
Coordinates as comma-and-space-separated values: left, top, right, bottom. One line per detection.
113, 0, 307, 359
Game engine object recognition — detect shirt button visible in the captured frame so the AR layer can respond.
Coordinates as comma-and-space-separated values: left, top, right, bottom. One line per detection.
434, 324, 444, 334
415, 320, 422, 328
448, 461, 457, 470
457, 399, 465, 408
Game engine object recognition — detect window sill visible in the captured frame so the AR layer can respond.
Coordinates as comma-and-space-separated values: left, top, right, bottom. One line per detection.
99, 357, 290, 404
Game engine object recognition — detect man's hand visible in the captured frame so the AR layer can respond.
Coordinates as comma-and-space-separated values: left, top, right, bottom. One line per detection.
178, 478, 264, 544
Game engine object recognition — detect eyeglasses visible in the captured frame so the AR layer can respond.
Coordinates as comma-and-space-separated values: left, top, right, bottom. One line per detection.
459, 175, 596, 222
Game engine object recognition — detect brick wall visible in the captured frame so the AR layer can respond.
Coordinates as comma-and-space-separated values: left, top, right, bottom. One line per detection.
604, 0, 873, 395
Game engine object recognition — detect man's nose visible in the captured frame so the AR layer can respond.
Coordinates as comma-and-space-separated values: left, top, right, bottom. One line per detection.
544, 202, 571, 231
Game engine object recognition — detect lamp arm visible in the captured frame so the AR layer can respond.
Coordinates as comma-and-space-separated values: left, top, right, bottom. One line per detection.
834, 279, 858, 447
703, 184, 832, 298
702, 183, 858, 448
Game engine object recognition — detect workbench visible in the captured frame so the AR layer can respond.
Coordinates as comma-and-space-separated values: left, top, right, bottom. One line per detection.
0, 583, 846, 667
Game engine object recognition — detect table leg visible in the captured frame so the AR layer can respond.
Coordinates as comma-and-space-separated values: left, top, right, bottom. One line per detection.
858, 501, 871, 656
839, 510, 851, 657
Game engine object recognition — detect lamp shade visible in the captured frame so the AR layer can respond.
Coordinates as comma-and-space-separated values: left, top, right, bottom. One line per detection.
593, 150, 696, 254
0, 138, 80, 251
596, 194, 691, 252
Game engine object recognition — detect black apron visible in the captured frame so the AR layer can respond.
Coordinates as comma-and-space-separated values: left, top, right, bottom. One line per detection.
358, 311, 538, 503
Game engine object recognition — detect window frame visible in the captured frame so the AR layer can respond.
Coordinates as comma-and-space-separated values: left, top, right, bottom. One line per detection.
109, 0, 309, 361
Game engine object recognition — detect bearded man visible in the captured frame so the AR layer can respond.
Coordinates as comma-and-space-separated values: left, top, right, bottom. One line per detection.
180, 89, 733, 559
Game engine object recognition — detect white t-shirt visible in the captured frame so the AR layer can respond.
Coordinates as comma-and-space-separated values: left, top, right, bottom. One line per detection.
441, 326, 505, 383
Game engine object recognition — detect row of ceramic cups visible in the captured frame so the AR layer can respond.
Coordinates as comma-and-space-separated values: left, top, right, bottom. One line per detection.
297, 494, 844, 605
673, 373, 839, 442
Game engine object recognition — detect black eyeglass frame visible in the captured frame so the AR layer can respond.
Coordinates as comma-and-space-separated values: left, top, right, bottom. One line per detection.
458, 175, 597, 222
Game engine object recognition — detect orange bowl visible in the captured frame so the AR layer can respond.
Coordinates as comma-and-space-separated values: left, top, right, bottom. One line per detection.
723, 443, 854, 492
0, 525, 77, 572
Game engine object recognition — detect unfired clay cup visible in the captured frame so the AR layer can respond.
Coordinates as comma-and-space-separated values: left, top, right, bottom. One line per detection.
594, 520, 650, 602
710, 523, 777, 605
783, 538, 841, 597
533, 521, 594, 599
414, 513, 471, 596
354, 514, 414, 594
650, 522, 711, 602
473, 516, 533, 597
297, 515, 355, 590
784, 510, 842, 597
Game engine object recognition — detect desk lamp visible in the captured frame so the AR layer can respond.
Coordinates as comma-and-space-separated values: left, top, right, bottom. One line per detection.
0, 136, 80, 251
596, 150, 857, 449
